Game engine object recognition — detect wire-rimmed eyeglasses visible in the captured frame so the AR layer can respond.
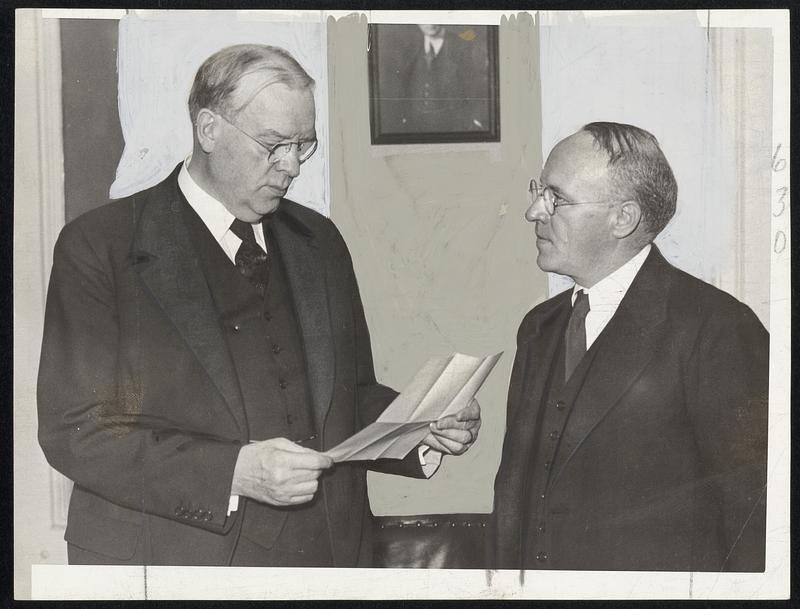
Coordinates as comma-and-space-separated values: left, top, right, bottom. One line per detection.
217, 113, 318, 165
528, 178, 618, 215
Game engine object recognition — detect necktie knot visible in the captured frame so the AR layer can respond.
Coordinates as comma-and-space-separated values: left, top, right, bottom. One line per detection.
572, 289, 590, 319
230, 218, 256, 243
230, 218, 270, 295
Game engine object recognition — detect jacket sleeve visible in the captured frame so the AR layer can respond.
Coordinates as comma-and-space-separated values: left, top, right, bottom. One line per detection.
687, 297, 769, 571
37, 221, 242, 533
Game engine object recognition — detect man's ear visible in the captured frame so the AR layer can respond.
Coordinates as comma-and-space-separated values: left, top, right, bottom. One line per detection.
611, 200, 642, 239
195, 109, 219, 153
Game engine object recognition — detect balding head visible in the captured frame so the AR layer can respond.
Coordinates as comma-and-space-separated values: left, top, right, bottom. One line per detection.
188, 44, 315, 126
526, 124, 670, 286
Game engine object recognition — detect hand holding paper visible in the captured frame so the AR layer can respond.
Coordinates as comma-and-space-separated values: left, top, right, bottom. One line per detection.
324, 352, 502, 462
232, 438, 333, 506
422, 398, 482, 455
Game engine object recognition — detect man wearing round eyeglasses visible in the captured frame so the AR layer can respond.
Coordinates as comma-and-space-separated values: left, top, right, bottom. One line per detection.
38, 44, 480, 567
489, 122, 768, 571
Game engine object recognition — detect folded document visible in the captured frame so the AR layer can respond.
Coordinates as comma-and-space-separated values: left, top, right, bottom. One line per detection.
325, 352, 502, 462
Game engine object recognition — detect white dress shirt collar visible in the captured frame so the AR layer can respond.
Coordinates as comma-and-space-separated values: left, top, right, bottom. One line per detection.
177, 157, 267, 261
572, 244, 652, 308
425, 35, 445, 56
571, 244, 652, 350
178, 157, 237, 244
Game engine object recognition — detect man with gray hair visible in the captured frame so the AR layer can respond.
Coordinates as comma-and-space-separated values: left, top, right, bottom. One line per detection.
490, 122, 768, 571
38, 44, 480, 566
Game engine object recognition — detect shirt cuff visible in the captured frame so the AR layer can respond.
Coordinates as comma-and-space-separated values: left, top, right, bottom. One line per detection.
227, 495, 239, 516
418, 445, 442, 478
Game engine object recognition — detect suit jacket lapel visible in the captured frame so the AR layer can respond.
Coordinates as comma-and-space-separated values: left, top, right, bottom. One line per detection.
549, 248, 672, 486
270, 204, 335, 433
130, 168, 248, 436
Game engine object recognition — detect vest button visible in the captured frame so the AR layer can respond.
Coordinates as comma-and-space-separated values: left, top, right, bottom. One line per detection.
286, 414, 295, 424
263, 311, 272, 321
536, 552, 548, 562
272, 344, 282, 354
279, 379, 288, 389
232, 324, 241, 332
555, 400, 566, 410
544, 461, 551, 470
549, 430, 560, 440
536, 522, 546, 533
539, 493, 546, 500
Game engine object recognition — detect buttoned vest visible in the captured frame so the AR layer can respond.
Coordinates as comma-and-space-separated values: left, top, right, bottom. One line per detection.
521, 319, 600, 568
181, 199, 332, 565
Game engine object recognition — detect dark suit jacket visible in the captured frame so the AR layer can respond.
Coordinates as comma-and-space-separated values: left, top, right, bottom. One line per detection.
37, 166, 418, 566
389, 30, 487, 133
490, 247, 769, 571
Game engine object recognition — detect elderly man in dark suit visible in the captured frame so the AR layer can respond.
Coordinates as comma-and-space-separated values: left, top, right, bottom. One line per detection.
490, 122, 768, 571
37, 43, 480, 567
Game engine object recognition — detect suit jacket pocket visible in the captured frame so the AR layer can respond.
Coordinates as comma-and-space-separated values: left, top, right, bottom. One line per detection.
64, 487, 143, 561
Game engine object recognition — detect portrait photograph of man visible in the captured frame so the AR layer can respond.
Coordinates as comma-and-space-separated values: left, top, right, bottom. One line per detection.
368, 23, 499, 144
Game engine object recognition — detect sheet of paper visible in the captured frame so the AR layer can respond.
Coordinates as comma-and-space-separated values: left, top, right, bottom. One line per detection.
325, 351, 502, 462
324, 421, 433, 462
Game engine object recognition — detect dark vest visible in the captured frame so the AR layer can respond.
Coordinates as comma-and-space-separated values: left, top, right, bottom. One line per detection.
521, 316, 599, 568
181, 199, 332, 566
403, 37, 471, 132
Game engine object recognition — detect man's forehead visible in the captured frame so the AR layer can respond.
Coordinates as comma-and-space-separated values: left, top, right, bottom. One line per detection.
544, 131, 609, 179
234, 77, 316, 135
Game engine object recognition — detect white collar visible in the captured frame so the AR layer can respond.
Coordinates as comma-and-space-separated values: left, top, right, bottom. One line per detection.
425, 35, 445, 56
177, 156, 236, 244
572, 244, 652, 308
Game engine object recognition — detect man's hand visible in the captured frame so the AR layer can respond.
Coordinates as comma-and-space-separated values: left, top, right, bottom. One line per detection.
421, 399, 481, 455
230, 438, 333, 506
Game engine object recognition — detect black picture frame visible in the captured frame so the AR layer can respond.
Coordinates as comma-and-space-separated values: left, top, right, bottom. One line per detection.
368, 23, 500, 145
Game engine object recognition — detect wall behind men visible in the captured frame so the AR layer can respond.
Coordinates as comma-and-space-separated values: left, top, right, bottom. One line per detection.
328, 14, 544, 515
61, 19, 124, 222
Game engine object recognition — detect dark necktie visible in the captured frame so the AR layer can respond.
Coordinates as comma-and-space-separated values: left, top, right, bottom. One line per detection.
564, 289, 590, 381
229, 218, 270, 295
425, 45, 435, 69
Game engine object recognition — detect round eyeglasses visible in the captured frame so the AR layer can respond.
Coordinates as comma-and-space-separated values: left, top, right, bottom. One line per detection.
218, 113, 318, 165
528, 178, 618, 215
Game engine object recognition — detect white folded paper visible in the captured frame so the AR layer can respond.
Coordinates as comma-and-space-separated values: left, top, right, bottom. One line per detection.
325, 352, 502, 462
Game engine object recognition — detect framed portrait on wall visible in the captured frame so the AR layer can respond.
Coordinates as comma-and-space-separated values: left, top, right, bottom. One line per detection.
368, 23, 500, 145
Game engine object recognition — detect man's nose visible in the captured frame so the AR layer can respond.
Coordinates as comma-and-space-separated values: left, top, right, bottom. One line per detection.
276, 148, 302, 178
525, 196, 550, 223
